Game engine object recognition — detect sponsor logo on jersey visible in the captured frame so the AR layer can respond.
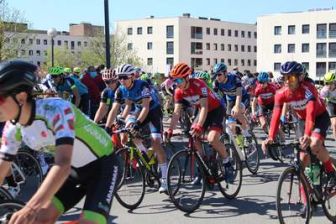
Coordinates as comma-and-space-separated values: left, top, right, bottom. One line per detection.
83, 125, 109, 147
201, 87, 208, 96
289, 99, 308, 110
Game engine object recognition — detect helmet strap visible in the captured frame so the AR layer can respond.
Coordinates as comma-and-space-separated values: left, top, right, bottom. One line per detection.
9, 95, 23, 125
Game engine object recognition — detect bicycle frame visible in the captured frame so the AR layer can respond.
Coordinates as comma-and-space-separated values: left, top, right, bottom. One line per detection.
225, 121, 246, 162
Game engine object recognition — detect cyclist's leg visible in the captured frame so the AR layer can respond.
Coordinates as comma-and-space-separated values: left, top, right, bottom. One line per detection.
257, 105, 268, 132
326, 102, 336, 139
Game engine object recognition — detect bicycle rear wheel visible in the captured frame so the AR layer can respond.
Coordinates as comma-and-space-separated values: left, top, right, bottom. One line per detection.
0, 187, 13, 201
322, 173, 336, 222
218, 143, 243, 199
276, 167, 311, 224
167, 149, 206, 213
244, 133, 260, 174
0, 200, 25, 223
114, 148, 145, 210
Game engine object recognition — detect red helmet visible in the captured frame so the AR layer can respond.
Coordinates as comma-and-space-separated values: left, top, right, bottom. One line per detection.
102, 68, 117, 80
170, 63, 192, 79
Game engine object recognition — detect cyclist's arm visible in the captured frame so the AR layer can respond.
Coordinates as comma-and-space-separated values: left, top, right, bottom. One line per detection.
94, 102, 109, 123
71, 86, 81, 107
137, 97, 150, 123
268, 93, 284, 140
251, 97, 258, 115
235, 87, 242, 107
195, 98, 208, 126
304, 100, 316, 136
121, 100, 132, 119
105, 102, 121, 128
169, 103, 183, 130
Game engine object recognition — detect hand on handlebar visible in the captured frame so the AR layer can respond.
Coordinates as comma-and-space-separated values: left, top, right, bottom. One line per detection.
261, 138, 274, 155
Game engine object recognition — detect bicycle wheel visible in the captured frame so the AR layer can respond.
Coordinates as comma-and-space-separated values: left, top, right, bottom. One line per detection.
218, 143, 243, 199
167, 149, 206, 213
276, 167, 311, 224
244, 132, 260, 174
0, 187, 13, 201
322, 173, 336, 222
0, 200, 25, 223
114, 148, 146, 210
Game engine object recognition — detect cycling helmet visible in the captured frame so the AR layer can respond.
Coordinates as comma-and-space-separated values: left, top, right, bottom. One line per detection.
170, 63, 192, 78
280, 61, 304, 75
195, 71, 210, 82
64, 67, 72, 73
102, 68, 117, 80
116, 64, 135, 76
324, 71, 336, 84
212, 63, 227, 74
0, 60, 37, 95
140, 73, 150, 81
257, 71, 269, 83
48, 66, 64, 75
73, 67, 81, 73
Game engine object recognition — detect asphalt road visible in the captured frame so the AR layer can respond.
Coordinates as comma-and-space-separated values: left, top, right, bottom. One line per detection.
57, 122, 336, 224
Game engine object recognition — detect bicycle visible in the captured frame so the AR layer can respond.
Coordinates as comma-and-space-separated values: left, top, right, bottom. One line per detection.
270, 142, 336, 223
0, 199, 25, 224
166, 131, 243, 213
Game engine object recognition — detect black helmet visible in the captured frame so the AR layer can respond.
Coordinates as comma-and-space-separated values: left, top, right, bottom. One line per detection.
0, 60, 37, 95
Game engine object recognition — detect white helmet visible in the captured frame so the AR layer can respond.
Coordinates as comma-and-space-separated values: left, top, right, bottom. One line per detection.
116, 64, 135, 76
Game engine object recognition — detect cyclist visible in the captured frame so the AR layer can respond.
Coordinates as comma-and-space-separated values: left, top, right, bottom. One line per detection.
160, 77, 175, 115
212, 63, 251, 141
194, 71, 212, 88
105, 64, 168, 193
94, 68, 119, 124
251, 72, 277, 133
320, 71, 336, 140
166, 62, 234, 183
71, 67, 82, 79
262, 61, 335, 187
0, 60, 118, 224
63, 67, 72, 77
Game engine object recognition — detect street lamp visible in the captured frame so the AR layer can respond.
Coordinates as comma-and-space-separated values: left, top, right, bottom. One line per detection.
104, 0, 111, 68
47, 28, 57, 67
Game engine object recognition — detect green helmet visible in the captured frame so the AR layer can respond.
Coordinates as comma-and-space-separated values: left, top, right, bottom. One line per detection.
64, 67, 72, 73
140, 73, 150, 81
324, 71, 336, 84
48, 66, 64, 75
195, 71, 210, 82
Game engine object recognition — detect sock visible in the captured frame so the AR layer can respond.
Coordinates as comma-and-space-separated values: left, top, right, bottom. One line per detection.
158, 163, 168, 180
299, 184, 307, 205
324, 159, 335, 173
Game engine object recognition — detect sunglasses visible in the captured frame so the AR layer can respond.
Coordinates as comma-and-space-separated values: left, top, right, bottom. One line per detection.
215, 72, 226, 77
0, 95, 8, 105
173, 78, 184, 84
51, 75, 59, 79
104, 80, 116, 84
118, 76, 130, 80
284, 74, 298, 82
259, 81, 268, 84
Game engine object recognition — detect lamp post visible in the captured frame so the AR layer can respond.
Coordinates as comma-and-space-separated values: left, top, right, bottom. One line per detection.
47, 28, 57, 67
104, 0, 111, 68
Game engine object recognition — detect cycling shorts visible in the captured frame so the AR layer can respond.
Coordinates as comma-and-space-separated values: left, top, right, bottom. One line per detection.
257, 103, 274, 117
326, 102, 336, 118
194, 106, 225, 132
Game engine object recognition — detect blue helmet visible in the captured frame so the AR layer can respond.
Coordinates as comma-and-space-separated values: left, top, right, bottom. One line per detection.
212, 63, 227, 74
257, 71, 269, 83
280, 61, 304, 75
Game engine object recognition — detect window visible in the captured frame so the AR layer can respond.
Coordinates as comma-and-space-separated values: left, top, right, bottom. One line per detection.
316, 62, 326, 77
191, 58, 202, 69
288, 25, 295, 35
228, 29, 231, 37
248, 45, 251, 52
254, 46, 257, 52
214, 58, 218, 65
274, 26, 281, 35
234, 44, 238, 52
36, 50, 41, 56
84, 41, 88, 47
274, 63, 281, 71
221, 44, 225, 51
302, 62, 309, 72
288, 44, 295, 53
29, 50, 33, 56
228, 59, 232, 66
147, 26, 153, 34
214, 43, 218, 51
329, 62, 336, 71
247, 59, 251, 66
274, 44, 281, 53
21, 39, 25, 44
137, 27, 142, 35
43, 39, 48, 45
191, 26, 203, 39
166, 41, 174, 54
191, 42, 203, 54
316, 43, 327, 57
221, 29, 225, 36
329, 42, 336, 57
206, 27, 210, 35
254, 60, 257, 66
147, 42, 153, 50
64, 40, 68, 48
77, 41, 81, 47
220, 58, 225, 63
241, 59, 245, 66
329, 23, 336, 38
214, 28, 218, 35
206, 43, 210, 50
57, 40, 62, 46
21, 50, 25, 56
44, 50, 47, 56
166, 58, 174, 66
302, 24, 310, 34
71, 41, 75, 50
147, 58, 153, 66
228, 44, 232, 51
36, 39, 40, 45
241, 31, 245, 38
29, 39, 33, 44
248, 31, 251, 38
234, 30, 238, 37
206, 58, 210, 65
317, 24, 327, 38
127, 28, 133, 35
234, 59, 238, 66
302, 43, 309, 53
254, 32, 257, 39
127, 43, 133, 50
241, 45, 245, 52
166, 25, 174, 38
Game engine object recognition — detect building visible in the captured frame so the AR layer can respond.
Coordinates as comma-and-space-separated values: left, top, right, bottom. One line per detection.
257, 8, 336, 81
115, 13, 257, 74
4, 22, 103, 66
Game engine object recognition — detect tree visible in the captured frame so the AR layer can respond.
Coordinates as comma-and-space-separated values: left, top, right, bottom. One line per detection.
0, 0, 29, 61
41, 47, 79, 71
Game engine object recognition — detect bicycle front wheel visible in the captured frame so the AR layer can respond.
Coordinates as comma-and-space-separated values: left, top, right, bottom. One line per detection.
322, 172, 336, 222
244, 133, 260, 174
167, 149, 206, 213
114, 148, 145, 210
0, 200, 25, 223
276, 167, 311, 224
0, 187, 13, 201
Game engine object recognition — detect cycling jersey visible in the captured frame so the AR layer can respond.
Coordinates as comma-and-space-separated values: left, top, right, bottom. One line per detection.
320, 85, 336, 104
56, 77, 88, 96
0, 98, 113, 168
269, 81, 327, 139
160, 78, 175, 96
214, 73, 249, 102
254, 82, 277, 105
174, 78, 221, 112
101, 87, 115, 108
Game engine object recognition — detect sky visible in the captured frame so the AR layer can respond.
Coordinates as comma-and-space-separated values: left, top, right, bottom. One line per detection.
7, 0, 336, 32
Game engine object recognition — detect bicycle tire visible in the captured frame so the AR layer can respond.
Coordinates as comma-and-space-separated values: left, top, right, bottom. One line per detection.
114, 148, 146, 210
0, 200, 25, 224
167, 149, 206, 213
218, 143, 243, 199
244, 132, 260, 174
321, 172, 336, 222
276, 167, 311, 224
0, 187, 13, 202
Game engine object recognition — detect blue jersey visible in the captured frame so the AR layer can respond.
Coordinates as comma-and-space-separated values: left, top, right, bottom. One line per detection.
214, 73, 249, 102
115, 79, 160, 110
56, 77, 88, 96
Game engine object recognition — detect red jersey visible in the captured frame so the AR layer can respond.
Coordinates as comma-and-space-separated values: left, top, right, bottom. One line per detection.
174, 78, 221, 112
269, 81, 327, 139
254, 83, 277, 105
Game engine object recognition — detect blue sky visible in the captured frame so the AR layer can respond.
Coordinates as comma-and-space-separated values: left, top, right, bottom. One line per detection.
8, 0, 336, 32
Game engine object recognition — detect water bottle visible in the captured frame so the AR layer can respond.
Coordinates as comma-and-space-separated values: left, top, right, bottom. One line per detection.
304, 167, 313, 183
236, 134, 244, 148
147, 147, 157, 165
311, 164, 320, 186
